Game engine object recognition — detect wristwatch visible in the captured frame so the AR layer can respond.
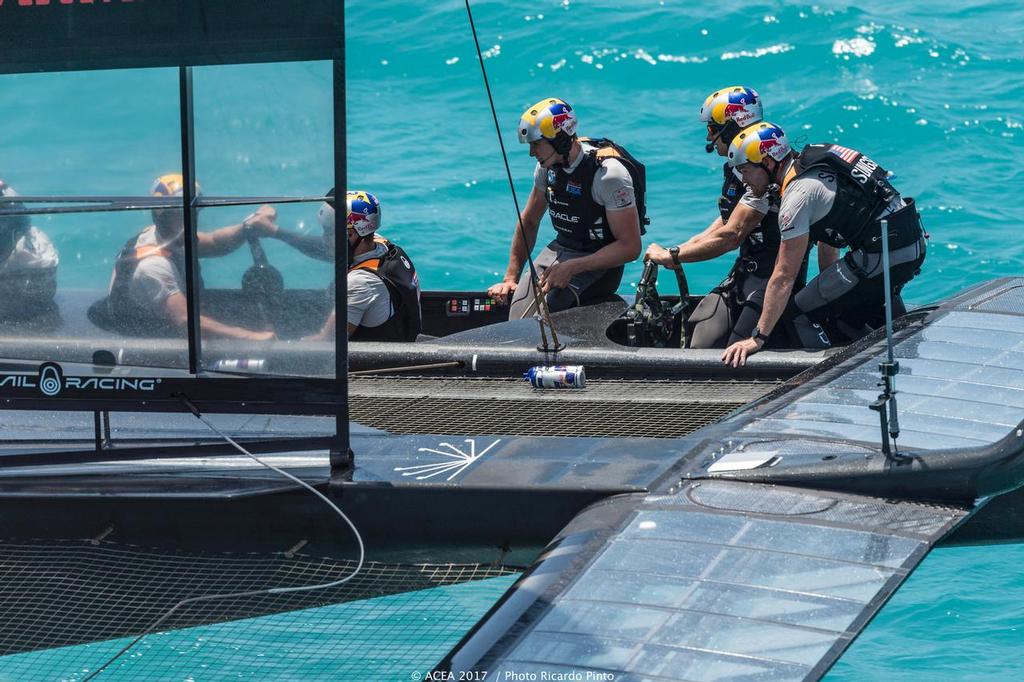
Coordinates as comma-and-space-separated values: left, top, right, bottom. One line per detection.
669, 246, 680, 265
751, 326, 769, 344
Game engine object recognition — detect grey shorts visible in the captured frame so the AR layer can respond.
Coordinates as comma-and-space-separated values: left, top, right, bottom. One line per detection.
508, 244, 623, 320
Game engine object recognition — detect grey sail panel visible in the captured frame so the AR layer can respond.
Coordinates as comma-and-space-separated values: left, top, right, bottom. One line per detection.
736, 308, 1024, 451
441, 481, 967, 681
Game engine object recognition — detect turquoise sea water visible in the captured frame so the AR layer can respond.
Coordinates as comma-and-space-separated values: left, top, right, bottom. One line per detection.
3, 0, 1024, 678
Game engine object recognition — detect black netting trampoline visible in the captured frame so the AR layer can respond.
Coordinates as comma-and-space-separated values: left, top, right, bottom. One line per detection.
0, 538, 518, 680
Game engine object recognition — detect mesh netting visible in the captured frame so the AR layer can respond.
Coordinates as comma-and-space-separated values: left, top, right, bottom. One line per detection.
0, 538, 517, 680
348, 376, 777, 438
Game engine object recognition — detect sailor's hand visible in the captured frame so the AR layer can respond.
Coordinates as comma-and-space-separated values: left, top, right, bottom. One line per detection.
247, 329, 277, 342
722, 337, 763, 368
644, 243, 679, 270
487, 278, 517, 304
244, 205, 279, 238
539, 260, 576, 292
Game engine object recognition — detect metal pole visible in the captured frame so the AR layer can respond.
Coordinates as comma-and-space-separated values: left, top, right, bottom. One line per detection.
93, 411, 103, 452
881, 218, 895, 365
330, 43, 351, 470
880, 218, 901, 444
178, 65, 202, 375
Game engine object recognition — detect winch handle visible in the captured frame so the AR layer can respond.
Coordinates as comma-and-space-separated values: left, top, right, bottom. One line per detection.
672, 264, 689, 299
241, 224, 284, 332
633, 259, 659, 308
670, 264, 692, 349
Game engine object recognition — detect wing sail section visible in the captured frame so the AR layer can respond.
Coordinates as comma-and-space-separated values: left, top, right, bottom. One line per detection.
440, 481, 967, 681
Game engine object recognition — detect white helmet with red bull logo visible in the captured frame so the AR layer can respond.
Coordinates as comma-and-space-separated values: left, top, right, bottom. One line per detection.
727, 122, 791, 168
700, 86, 763, 128
340, 189, 381, 237
518, 97, 578, 157
700, 86, 763, 152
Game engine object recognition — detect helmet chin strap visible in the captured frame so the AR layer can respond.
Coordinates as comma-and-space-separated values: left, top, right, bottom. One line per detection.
705, 128, 724, 154
764, 156, 794, 196
538, 149, 559, 167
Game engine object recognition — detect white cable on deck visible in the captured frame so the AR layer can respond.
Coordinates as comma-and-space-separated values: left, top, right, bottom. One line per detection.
84, 412, 364, 680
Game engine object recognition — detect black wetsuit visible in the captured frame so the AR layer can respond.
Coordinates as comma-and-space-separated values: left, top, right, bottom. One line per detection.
686, 164, 806, 348
781, 144, 927, 347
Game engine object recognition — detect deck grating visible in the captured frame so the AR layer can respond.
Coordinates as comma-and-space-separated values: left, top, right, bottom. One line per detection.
348, 376, 779, 438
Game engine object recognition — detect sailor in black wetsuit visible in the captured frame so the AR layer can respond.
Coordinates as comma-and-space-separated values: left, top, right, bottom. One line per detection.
292, 190, 421, 342
721, 122, 927, 367
488, 98, 643, 320
646, 86, 806, 348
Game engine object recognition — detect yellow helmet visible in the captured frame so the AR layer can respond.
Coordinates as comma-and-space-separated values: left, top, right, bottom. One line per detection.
699, 85, 763, 128
727, 122, 791, 167
151, 173, 202, 198
517, 98, 577, 156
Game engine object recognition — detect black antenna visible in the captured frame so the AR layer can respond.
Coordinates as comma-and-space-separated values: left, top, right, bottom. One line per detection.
869, 217, 907, 462
463, 0, 562, 353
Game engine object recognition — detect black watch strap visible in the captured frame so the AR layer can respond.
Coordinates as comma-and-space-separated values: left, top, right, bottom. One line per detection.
751, 327, 769, 343
669, 246, 680, 265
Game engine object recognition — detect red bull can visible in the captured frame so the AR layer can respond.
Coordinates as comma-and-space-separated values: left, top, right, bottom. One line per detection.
524, 365, 586, 389
209, 359, 267, 373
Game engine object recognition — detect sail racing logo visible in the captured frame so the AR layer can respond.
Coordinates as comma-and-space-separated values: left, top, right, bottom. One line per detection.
1, 1, 139, 7
0, 362, 160, 397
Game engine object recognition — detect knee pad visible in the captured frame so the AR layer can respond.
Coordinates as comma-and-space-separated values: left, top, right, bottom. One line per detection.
791, 312, 832, 349
546, 287, 579, 313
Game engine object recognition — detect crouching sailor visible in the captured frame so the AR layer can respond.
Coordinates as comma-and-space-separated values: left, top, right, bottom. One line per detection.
720, 124, 929, 364
0, 179, 58, 323
721, 123, 927, 367
645, 86, 808, 349
304, 190, 422, 342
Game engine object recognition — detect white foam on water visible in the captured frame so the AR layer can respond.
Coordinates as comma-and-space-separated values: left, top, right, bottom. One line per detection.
832, 37, 876, 58
720, 43, 794, 60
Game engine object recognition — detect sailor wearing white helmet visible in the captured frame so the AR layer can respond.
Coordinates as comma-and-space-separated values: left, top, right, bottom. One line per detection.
299, 189, 421, 342
104, 173, 278, 340
645, 86, 808, 349
721, 123, 927, 367
488, 97, 645, 320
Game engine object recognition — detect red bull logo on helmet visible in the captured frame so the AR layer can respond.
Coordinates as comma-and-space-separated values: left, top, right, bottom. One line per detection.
754, 124, 787, 160
347, 196, 378, 221
549, 102, 576, 135
758, 136, 780, 156
346, 191, 380, 235
711, 86, 761, 127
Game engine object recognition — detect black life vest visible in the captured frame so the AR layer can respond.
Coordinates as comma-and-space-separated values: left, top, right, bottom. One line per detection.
349, 237, 422, 342
102, 228, 190, 334
718, 163, 786, 277
545, 137, 647, 253
791, 144, 921, 252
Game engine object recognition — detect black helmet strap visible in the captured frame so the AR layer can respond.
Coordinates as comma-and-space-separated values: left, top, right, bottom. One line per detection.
551, 132, 575, 161
705, 120, 741, 153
